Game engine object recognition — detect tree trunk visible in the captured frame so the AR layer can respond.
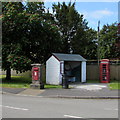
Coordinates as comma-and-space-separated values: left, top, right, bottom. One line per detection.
6, 67, 11, 80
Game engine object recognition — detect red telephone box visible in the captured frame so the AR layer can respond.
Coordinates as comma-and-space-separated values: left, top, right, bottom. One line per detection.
100, 59, 110, 83
32, 67, 39, 81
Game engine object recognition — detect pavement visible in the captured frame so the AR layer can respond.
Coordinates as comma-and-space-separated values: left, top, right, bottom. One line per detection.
1, 83, 120, 99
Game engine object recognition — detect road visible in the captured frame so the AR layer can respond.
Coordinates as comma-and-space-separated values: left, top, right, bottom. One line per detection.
1, 94, 119, 119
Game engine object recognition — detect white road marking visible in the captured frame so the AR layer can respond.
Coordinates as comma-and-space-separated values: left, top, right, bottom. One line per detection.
0, 105, 29, 111
64, 114, 83, 118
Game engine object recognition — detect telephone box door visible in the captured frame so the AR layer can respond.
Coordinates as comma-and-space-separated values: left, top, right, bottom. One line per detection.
100, 59, 110, 83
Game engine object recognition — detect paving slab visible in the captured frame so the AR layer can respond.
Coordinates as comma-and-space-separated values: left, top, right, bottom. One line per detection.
2, 87, 26, 94
38, 83, 119, 99
38, 88, 119, 97
70, 84, 108, 91
19, 88, 45, 96
1, 83, 119, 99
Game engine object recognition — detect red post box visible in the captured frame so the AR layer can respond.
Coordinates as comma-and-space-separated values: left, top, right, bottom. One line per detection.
100, 59, 110, 83
31, 64, 44, 89
32, 67, 39, 81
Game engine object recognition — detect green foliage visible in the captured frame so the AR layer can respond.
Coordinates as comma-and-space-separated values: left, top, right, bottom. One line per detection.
99, 23, 118, 59
23, 11, 62, 63
52, 2, 97, 59
2, 2, 62, 77
2, 2, 29, 74
2, 1, 117, 81
53, 2, 86, 53
84, 29, 97, 59
26, 2, 45, 14
7, 55, 32, 73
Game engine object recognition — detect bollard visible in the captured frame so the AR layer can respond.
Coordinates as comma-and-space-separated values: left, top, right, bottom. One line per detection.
62, 74, 69, 89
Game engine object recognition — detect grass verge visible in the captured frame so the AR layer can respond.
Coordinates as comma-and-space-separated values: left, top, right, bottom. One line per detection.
1, 75, 31, 88
108, 83, 120, 90
86, 79, 99, 83
0, 83, 30, 88
45, 84, 62, 89
0, 75, 62, 89
1, 75, 120, 89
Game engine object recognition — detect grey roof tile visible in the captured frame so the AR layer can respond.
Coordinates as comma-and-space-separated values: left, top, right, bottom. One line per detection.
52, 53, 87, 61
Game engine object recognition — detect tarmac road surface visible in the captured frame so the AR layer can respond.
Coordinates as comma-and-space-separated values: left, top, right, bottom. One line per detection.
1, 93, 119, 119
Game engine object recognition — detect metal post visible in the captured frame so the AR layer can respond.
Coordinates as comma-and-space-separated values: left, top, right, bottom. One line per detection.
62, 74, 68, 89
97, 21, 100, 66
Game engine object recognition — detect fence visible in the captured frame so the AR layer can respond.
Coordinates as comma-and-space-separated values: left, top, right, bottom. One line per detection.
1, 60, 120, 82
86, 60, 120, 81
86, 64, 120, 81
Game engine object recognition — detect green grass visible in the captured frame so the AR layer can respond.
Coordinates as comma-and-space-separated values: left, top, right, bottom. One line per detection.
1, 75, 120, 89
45, 84, 62, 89
0, 75, 62, 89
0, 83, 30, 88
86, 79, 120, 90
108, 79, 120, 90
108, 83, 120, 90
86, 79, 99, 83
0, 75, 31, 88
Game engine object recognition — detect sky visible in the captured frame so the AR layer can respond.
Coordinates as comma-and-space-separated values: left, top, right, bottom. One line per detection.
44, 2, 118, 30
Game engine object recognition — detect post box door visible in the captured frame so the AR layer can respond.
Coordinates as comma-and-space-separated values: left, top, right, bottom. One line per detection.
33, 67, 39, 80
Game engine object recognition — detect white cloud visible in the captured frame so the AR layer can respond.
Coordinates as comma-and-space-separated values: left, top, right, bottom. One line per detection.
90, 9, 114, 19
78, 9, 117, 30
80, 9, 114, 19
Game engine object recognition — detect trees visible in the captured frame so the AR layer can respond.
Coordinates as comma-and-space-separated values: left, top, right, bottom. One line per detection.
99, 23, 118, 59
2, 1, 117, 81
52, 2, 97, 59
2, 2, 28, 79
84, 28, 97, 59
23, 2, 62, 63
52, 2, 84, 53
2, 2, 62, 79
